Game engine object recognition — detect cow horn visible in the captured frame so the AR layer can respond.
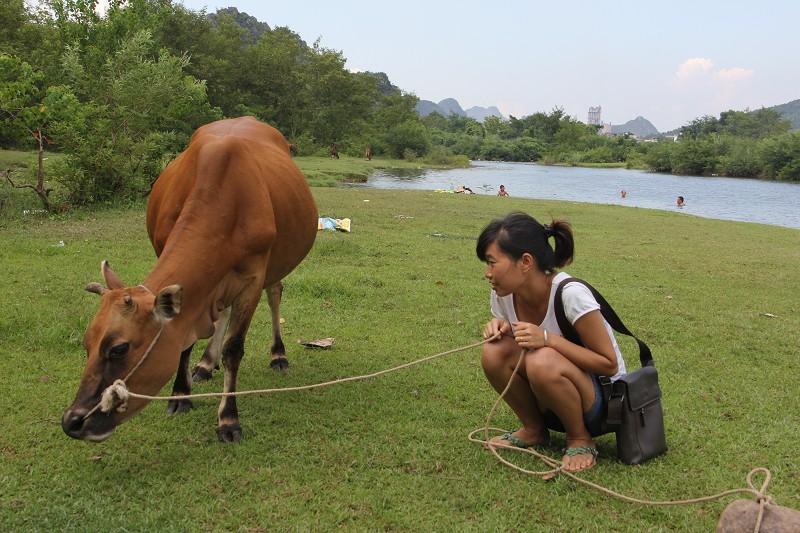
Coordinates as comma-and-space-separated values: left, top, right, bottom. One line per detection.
101, 260, 125, 290
85, 282, 106, 295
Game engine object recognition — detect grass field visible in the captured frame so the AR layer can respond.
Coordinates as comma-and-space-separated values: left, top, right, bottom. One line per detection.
1, 187, 799, 531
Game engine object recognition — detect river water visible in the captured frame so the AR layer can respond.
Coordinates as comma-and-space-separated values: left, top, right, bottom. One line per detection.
353, 161, 800, 230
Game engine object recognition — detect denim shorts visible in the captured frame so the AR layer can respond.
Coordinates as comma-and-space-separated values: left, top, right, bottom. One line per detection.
542, 373, 605, 437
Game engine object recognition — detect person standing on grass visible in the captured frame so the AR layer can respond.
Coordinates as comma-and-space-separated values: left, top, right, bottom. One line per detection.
476, 212, 627, 472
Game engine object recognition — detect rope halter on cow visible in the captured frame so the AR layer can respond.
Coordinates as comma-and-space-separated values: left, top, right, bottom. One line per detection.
82, 323, 166, 419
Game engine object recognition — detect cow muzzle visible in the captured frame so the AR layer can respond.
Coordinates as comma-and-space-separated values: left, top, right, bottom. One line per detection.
62, 406, 117, 441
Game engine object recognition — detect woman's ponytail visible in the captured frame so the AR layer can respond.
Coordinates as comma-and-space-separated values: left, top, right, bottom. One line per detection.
548, 219, 574, 269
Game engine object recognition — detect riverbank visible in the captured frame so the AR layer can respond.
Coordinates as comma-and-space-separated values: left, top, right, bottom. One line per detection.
0, 148, 459, 216
294, 154, 466, 187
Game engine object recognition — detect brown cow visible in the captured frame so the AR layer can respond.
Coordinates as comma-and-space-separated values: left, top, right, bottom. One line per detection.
62, 117, 318, 443
364, 147, 372, 161
329, 145, 339, 159
288, 143, 298, 156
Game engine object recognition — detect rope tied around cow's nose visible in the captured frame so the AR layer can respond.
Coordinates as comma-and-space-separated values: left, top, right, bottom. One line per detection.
83, 324, 165, 420
100, 379, 131, 413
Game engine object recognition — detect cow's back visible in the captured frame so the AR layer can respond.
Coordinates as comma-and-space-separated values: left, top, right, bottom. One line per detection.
146, 117, 317, 285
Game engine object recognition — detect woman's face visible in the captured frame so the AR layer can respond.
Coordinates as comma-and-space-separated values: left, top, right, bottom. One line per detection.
483, 241, 525, 297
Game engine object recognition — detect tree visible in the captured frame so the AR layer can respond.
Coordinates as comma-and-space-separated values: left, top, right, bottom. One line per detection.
0, 54, 85, 210
56, 31, 219, 204
482, 115, 506, 137
303, 41, 376, 146
0, 0, 27, 55
680, 115, 720, 139
719, 108, 790, 139
385, 120, 430, 159
672, 136, 719, 175
758, 132, 800, 180
241, 26, 309, 137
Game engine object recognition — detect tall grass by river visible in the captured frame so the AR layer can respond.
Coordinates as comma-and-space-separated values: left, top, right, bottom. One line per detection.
1, 188, 798, 531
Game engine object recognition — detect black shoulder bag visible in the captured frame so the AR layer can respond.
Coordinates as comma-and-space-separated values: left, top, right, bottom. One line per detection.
554, 277, 668, 465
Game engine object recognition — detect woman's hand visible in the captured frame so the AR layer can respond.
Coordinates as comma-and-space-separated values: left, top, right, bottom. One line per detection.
511, 321, 548, 349
483, 319, 511, 341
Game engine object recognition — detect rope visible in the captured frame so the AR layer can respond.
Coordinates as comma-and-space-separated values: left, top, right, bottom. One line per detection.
471, 348, 776, 532
85, 324, 165, 418
91, 333, 777, 531
94, 337, 492, 412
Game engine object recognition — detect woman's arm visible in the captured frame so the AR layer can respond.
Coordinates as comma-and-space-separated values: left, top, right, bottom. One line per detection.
512, 310, 618, 375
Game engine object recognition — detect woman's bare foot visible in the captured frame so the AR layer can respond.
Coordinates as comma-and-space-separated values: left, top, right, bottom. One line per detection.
561, 439, 598, 472
489, 427, 550, 449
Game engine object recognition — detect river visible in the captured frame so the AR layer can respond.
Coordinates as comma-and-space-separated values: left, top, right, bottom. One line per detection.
352, 161, 800, 230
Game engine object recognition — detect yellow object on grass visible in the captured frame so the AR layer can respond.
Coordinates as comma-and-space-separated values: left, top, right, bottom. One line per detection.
318, 217, 351, 232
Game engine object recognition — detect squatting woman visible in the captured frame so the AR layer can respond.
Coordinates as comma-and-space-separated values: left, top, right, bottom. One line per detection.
477, 212, 627, 472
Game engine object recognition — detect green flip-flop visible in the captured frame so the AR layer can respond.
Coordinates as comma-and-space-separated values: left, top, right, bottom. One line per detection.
496, 431, 536, 449
562, 446, 599, 457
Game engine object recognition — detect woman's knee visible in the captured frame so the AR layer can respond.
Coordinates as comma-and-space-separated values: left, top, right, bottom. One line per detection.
525, 348, 564, 385
480, 340, 517, 373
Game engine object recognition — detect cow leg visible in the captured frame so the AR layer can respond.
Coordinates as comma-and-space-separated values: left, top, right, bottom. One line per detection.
266, 282, 288, 371
192, 307, 231, 382
217, 294, 262, 443
167, 344, 195, 415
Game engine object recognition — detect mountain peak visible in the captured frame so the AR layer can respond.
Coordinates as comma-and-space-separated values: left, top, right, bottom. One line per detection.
415, 97, 505, 123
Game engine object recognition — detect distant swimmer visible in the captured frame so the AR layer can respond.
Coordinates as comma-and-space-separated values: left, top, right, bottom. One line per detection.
677, 195, 685, 207
498, 184, 510, 197
621, 190, 627, 199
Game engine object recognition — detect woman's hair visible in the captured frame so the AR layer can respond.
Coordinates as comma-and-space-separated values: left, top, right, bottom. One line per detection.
476, 212, 574, 272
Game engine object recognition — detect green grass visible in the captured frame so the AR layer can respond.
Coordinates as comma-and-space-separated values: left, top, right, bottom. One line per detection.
1, 189, 798, 531
0, 149, 67, 215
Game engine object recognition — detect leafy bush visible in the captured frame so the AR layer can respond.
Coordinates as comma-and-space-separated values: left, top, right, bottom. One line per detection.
384, 120, 430, 159
54, 31, 220, 204
758, 132, 800, 180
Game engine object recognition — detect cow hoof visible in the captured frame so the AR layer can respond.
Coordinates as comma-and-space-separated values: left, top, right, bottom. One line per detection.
270, 357, 289, 372
192, 366, 213, 383
217, 423, 243, 444
167, 399, 193, 416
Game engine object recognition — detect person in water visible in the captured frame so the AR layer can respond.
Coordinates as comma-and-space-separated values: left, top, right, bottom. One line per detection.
477, 212, 627, 472
498, 185, 510, 197
677, 196, 685, 207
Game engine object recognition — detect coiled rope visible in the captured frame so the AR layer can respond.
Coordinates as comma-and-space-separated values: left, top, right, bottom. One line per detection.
468, 348, 775, 533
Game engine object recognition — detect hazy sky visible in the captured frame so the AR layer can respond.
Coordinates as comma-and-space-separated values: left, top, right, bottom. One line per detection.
176, 0, 799, 132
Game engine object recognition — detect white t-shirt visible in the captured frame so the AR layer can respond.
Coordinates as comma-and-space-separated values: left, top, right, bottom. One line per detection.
490, 271, 627, 381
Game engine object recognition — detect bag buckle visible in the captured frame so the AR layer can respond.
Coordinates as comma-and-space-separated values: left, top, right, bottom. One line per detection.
606, 392, 624, 426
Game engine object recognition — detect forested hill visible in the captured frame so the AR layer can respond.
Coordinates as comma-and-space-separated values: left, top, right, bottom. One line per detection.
770, 99, 800, 130
610, 116, 659, 138
207, 7, 273, 44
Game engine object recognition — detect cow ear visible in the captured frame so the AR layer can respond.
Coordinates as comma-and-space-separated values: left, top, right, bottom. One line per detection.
85, 282, 107, 295
154, 285, 183, 322
101, 260, 125, 290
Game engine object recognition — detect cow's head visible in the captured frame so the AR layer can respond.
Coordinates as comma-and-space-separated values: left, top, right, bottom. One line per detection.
62, 261, 183, 441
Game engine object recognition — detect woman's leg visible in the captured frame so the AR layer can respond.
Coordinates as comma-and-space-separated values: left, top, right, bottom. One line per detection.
525, 348, 598, 471
481, 336, 549, 446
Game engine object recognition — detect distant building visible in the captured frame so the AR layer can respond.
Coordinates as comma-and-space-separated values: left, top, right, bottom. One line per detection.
588, 106, 602, 125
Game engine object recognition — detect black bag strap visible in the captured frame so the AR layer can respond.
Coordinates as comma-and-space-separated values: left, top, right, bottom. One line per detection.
553, 277, 653, 369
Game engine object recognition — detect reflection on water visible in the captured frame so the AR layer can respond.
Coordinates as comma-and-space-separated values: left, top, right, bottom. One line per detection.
367, 167, 429, 180
356, 161, 800, 230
